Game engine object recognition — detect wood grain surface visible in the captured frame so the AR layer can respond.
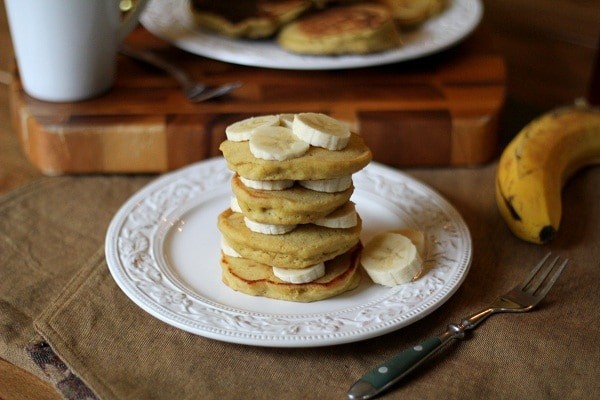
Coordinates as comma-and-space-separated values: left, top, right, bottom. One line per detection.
8, 27, 505, 175
0, 358, 60, 400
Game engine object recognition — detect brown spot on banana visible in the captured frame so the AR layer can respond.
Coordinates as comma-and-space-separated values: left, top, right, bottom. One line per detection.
500, 190, 521, 221
539, 225, 557, 244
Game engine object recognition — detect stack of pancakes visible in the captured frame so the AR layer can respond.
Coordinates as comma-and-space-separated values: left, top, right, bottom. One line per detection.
217, 113, 372, 302
190, 0, 448, 55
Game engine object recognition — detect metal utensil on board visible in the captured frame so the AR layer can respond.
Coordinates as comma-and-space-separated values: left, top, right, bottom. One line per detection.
119, 44, 241, 102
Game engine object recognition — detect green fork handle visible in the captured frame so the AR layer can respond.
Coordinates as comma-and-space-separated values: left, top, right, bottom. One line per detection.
348, 309, 494, 400
347, 334, 451, 400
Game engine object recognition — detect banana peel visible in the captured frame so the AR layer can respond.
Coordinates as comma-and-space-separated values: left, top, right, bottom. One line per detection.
495, 102, 600, 244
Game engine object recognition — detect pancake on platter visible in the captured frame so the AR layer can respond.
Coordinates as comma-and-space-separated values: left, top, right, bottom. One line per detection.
378, 0, 447, 28
220, 132, 372, 181
231, 174, 354, 225
277, 2, 402, 55
190, 0, 312, 38
221, 244, 362, 302
217, 208, 362, 269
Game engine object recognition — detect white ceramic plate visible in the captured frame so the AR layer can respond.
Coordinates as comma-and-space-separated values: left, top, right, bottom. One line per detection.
140, 0, 483, 70
105, 158, 471, 347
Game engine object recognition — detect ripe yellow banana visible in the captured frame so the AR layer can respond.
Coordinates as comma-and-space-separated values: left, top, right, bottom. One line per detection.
495, 102, 600, 244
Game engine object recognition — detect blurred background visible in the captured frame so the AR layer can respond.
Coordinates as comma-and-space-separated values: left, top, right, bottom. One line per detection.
1, 0, 599, 186
3, 1, 597, 105
481, 0, 598, 108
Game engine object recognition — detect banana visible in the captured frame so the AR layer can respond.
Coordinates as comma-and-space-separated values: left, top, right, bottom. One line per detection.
225, 114, 280, 141
391, 228, 426, 279
314, 202, 358, 228
360, 232, 422, 287
273, 262, 326, 284
278, 113, 296, 128
249, 126, 310, 161
221, 236, 241, 257
292, 112, 351, 150
298, 175, 353, 193
391, 229, 425, 256
230, 196, 243, 213
243, 217, 297, 235
495, 103, 600, 244
239, 176, 295, 191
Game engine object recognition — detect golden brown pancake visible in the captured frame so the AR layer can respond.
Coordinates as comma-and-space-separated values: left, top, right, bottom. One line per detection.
231, 175, 354, 225
378, 0, 446, 28
217, 208, 362, 269
190, 0, 312, 38
277, 2, 402, 55
220, 132, 372, 181
220, 244, 362, 302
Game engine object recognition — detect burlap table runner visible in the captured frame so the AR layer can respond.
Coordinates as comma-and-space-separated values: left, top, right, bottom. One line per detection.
0, 176, 149, 392
1, 164, 599, 399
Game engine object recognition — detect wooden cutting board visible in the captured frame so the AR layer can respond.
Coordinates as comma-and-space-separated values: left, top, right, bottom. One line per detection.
9, 26, 505, 175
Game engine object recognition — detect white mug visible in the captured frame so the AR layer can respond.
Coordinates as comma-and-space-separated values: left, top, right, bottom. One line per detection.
5, 0, 149, 102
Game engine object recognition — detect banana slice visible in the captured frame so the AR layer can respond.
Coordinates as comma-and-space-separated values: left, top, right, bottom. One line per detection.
239, 176, 295, 191
314, 202, 357, 228
273, 262, 325, 284
278, 113, 296, 128
243, 217, 297, 235
221, 236, 241, 257
361, 232, 422, 287
230, 196, 243, 213
298, 175, 352, 192
392, 229, 425, 257
249, 126, 310, 161
225, 114, 280, 142
292, 112, 351, 150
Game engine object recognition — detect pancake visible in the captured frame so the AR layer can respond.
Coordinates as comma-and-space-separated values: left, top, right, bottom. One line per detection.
379, 0, 446, 28
277, 2, 402, 55
220, 132, 372, 181
231, 175, 354, 224
190, 0, 312, 38
221, 244, 362, 302
217, 208, 361, 269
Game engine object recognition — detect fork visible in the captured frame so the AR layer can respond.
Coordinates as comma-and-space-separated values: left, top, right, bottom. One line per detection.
348, 253, 569, 400
119, 44, 241, 102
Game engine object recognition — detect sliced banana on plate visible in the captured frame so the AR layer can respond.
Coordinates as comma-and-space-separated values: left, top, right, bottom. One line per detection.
314, 202, 357, 228
278, 113, 296, 128
361, 231, 423, 287
225, 114, 280, 142
391, 229, 425, 257
244, 217, 297, 235
273, 262, 325, 284
239, 176, 295, 191
221, 236, 241, 257
249, 126, 310, 161
292, 112, 351, 150
298, 175, 352, 193
230, 196, 243, 213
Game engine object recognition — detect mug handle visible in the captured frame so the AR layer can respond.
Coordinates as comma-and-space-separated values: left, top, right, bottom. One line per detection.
118, 0, 151, 42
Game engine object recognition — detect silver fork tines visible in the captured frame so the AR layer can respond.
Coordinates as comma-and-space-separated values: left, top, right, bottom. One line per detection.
519, 253, 569, 297
503, 253, 569, 312
348, 253, 569, 400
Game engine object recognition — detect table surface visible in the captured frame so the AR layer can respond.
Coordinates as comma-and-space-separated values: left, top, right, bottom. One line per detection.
1, 1, 598, 399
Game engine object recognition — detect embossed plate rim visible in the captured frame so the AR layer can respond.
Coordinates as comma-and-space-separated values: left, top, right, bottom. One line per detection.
105, 158, 472, 347
139, 0, 483, 70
